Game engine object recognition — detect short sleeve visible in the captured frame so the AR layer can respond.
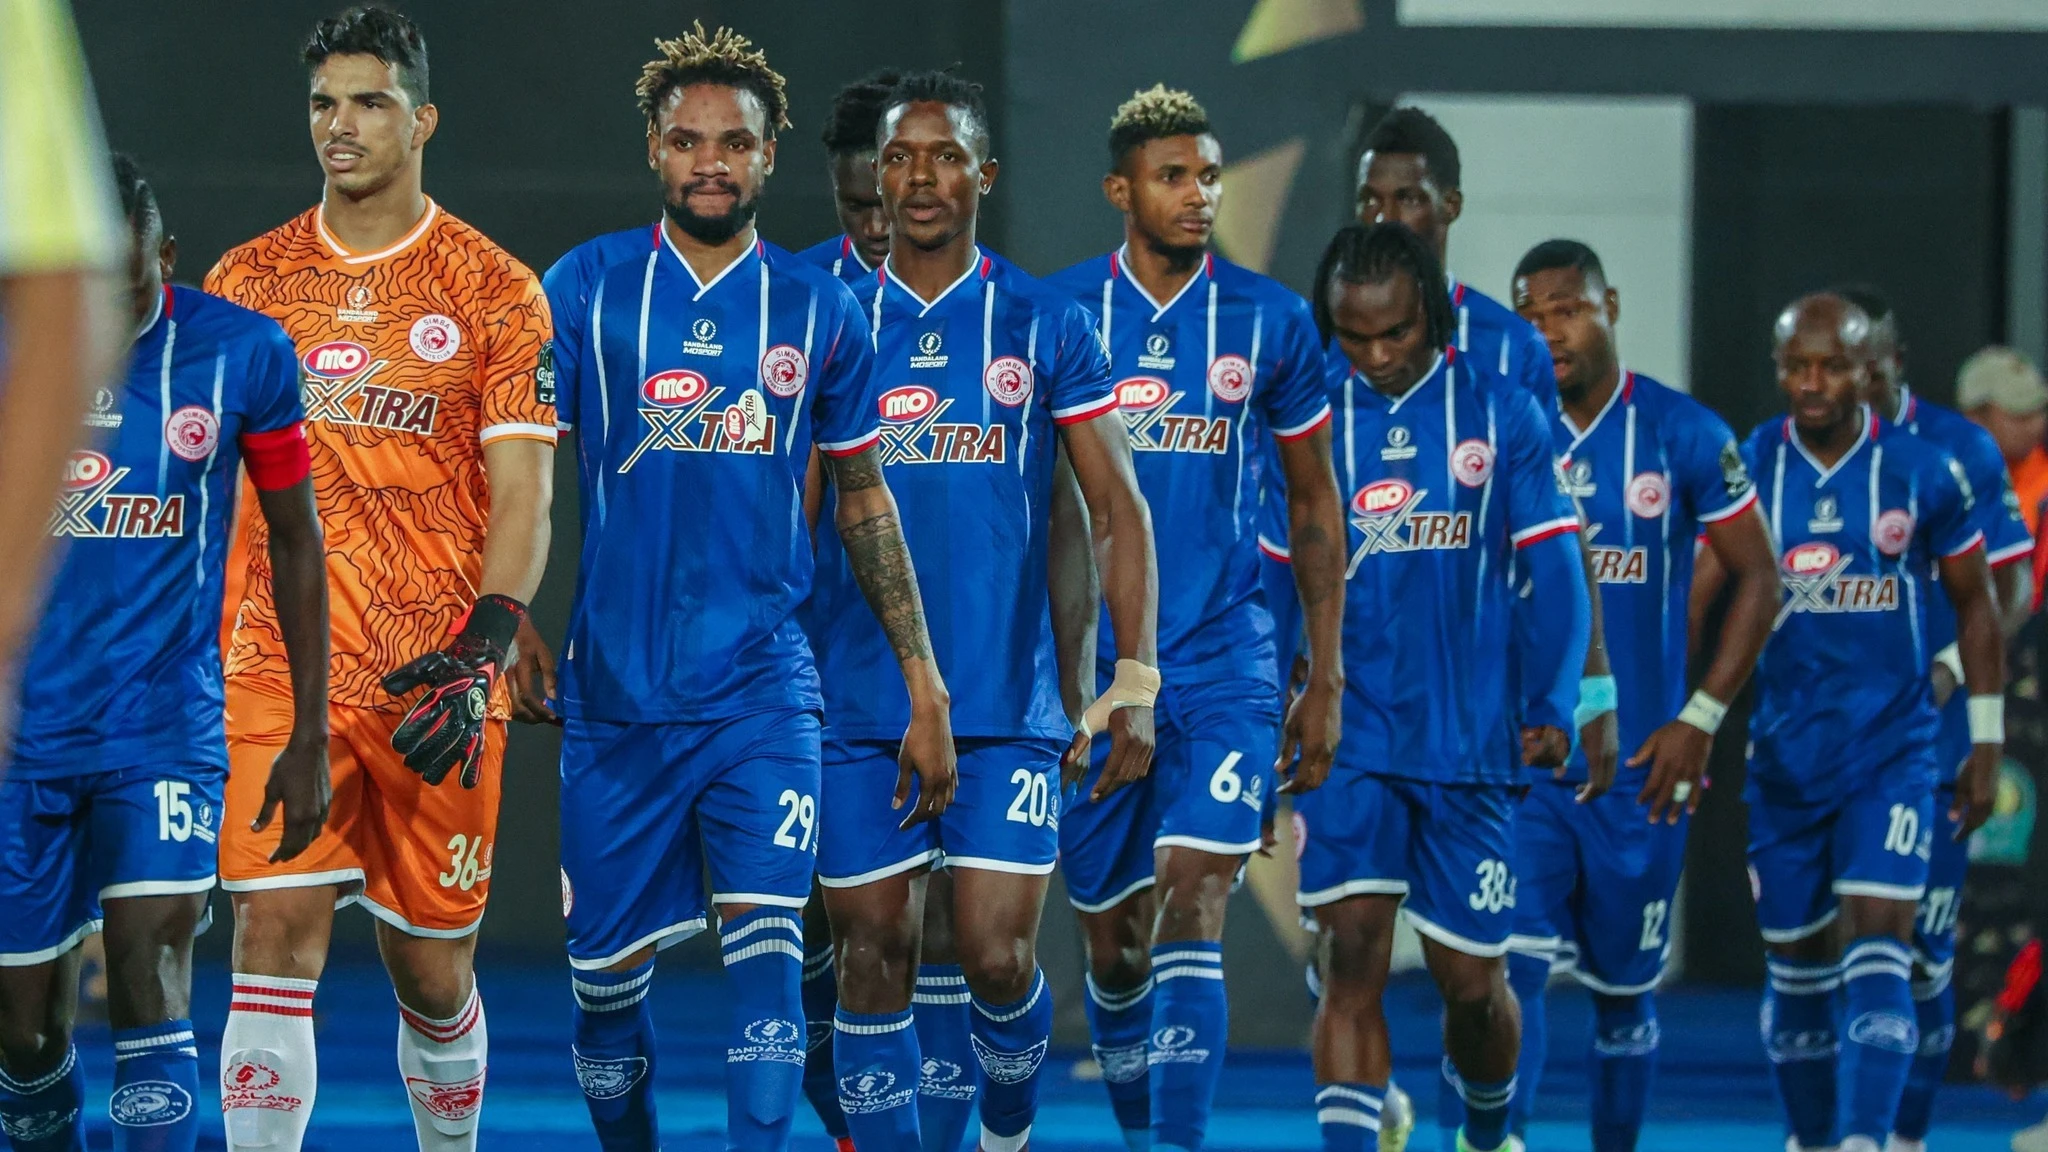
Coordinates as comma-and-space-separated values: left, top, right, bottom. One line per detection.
476, 265, 558, 446
1502, 387, 1579, 549
1922, 448, 1984, 560
1260, 298, 1332, 441
1670, 401, 1756, 526
811, 283, 880, 457
1954, 425, 2033, 567
1046, 302, 1118, 426
243, 318, 306, 433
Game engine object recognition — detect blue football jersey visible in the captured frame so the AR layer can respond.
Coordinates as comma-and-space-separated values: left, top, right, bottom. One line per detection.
10, 285, 305, 776
1744, 409, 1982, 801
1550, 370, 1757, 782
550, 231, 880, 724
543, 223, 662, 502
793, 234, 878, 285
1333, 351, 1581, 784
1886, 388, 2033, 783
808, 249, 1117, 741
1044, 248, 1331, 684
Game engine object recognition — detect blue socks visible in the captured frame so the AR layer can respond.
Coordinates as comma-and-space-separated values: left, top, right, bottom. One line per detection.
1441, 1058, 1515, 1151
1762, 956, 1841, 1150
1315, 1083, 1384, 1152
109, 1021, 199, 1151
572, 958, 659, 1151
913, 964, 976, 1152
834, 1007, 922, 1152
1589, 993, 1659, 1152
1839, 936, 1918, 1143
1083, 974, 1154, 1146
969, 968, 1053, 1152
1893, 966, 1955, 1142
0, 1044, 84, 1152
801, 947, 852, 1145
721, 908, 809, 1151
1149, 943, 1227, 1152
1502, 951, 1550, 1140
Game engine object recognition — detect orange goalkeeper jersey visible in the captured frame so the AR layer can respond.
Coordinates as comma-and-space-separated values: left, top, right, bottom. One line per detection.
207, 198, 555, 711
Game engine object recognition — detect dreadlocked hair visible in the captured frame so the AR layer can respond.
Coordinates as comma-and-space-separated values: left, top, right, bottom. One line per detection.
111, 153, 161, 235
1107, 84, 1211, 171
1311, 222, 1454, 350
636, 22, 790, 136
821, 69, 902, 156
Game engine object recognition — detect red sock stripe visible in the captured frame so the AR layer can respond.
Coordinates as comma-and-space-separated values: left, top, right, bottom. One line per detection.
400, 996, 481, 1043
232, 982, 315, 999
229, 1000, 315, 1017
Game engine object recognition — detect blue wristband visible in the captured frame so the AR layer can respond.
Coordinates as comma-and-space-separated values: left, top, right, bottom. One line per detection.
1573, 674, 1618, 732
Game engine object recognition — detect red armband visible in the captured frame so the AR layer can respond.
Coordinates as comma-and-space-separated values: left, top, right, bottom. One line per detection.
240, 422, 311, 491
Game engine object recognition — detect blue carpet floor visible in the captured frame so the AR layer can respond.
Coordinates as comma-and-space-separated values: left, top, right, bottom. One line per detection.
62, 961, 2035, 1149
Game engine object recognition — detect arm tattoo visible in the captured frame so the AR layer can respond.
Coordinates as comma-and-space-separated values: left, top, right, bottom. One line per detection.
830, 451, 933, 664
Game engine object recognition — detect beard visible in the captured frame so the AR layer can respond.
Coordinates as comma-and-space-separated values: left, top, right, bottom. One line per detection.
663, 178, 762, 246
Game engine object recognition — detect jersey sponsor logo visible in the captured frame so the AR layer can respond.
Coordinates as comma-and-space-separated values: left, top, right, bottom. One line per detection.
1562, 458, 1596, 498
165, 405, 220, 462
408, 314, 461, 363
50, 450, 185, 538
108, 1081, 194, 1128
573, 1053, 647, 1100
1452, 438, 1495, 487
1347, 480, 1472, 573
971, 1035, 1048, 1083
86, 387, 122, 429
920, 1057, 977, 1100
1588, 531, 1650, 584
876, 386, 1007, 465
1808, 494, 1844, 533
837, 1068, 915, 1114
1381, 425, 1417, 461
760, 344, 808, 398
1138, 331, 1175, 371
1872, 508, 1914, 556
1626, 471, 1671, 518
406, 1073, 484, 1121
911, 330, 948, 369
1147, 1025, 1211, 1066
299, 340, 439, 435
339, 283, 378, 324
1208, 354, 1253, 403
621, 373, 777, 471
1719, 441, 1754, 503
984, 355, 1033, 406
684, 318, 724, 358
1777, 540, 1897, 621
303, 340, 372, 379
1115, 377, 1230, 455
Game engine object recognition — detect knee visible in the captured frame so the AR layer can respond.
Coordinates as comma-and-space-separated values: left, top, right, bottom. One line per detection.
231, 901, 324, 979
1153, 870, 1229, 943
1317, 920, 1391, 1002
1087, 947, 1150, 993
958, 935, 1034, 1002
1436, 957, 1508, 1017
833, 921, 916, 1012
0, 1019, 67, 1080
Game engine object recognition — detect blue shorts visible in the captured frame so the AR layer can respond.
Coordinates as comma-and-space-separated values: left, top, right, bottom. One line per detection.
1059, 677, 1279, 913
1746, 757, 1934, 944
1913, 786, 1966, 991
0, 764, 224, 966
560, 709, 820, 970
816, 737, 1062, 886
1509, 779, 1687, 994
1260, 547, 1300, 687
1295, 773, 1521, 957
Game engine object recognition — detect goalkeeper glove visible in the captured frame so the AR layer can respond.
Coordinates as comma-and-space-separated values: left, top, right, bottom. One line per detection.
381, 594, 527, 788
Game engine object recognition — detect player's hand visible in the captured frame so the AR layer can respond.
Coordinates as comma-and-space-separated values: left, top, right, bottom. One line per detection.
1060, 723, 1092, 793
1257, 813, 1279, 858
1955, 744, 2001, 835
1575, 709, 1618, 801
505, 617, 559, 726
1931, 663, 1959, 710
1277, 676, 1341, 795
1520, 725, 1570, 770
382, 595, 526, 789
1631, 719, 1712, 824
1090, 706, 1156, 802
255, 735, 332, 864
894, 696, 958, 829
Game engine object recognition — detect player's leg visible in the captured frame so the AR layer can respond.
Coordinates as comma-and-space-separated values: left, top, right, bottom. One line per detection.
1569, 787, 1689, 1152
942, 740, 1063, 1152
355, 710, 509, 1151
0, 776, 91, 1151
1058, 735, 1160, 1151
1831, 775, 1935, 1152
799, 886, 854, 1152
704, 711, 825, 1152
1297, 770, 1409, 1152
1889, 789, 1965, 1152
1147, 683, 1278, 1152
94, 763, 226, 1149
1496, 781, 1578, 1144
219, 687, 361, 1150
1749, 791, 1846, 1152
914, 870, 976, 1152
562, 717, 712, 1150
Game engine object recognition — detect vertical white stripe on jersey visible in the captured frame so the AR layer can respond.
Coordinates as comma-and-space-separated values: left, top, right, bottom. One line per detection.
1458, 303, 1470, 355
1203, 280, 1219, 419
1443, 359, 1458, 497
1020, 316, 1039, 481
590, 275, 612, 527
870, 276, 884, 352
1343, 372, 1358, 503
194, 354, 224, 587
1770, 443, 1788, 549
981, 279, 996, 428
1623, 403, 1639, 550
156, 316, 177, 493
1232, 307, 1263, 534
635, 252, 656, 384
1476, 383, 1497, 622
1099, 277, 1113, 351
788, 289, 817, 455
757, 261, 770, 368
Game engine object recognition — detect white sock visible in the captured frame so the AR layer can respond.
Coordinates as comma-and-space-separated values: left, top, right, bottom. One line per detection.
397, 987, 488, 1149
221, 973, 319, 1150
